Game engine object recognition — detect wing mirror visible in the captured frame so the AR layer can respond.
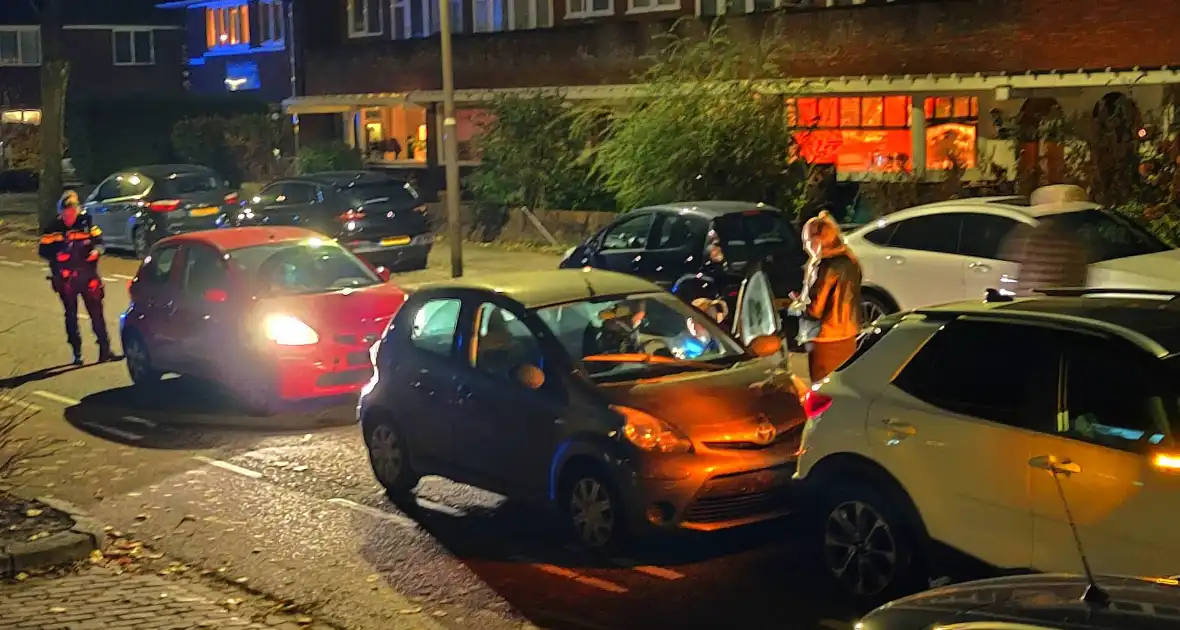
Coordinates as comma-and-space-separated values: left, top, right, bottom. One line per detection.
203, 288, 228, 303
747, 334, 783, 358
513, 364, 545, 390
375, 266, 392, 282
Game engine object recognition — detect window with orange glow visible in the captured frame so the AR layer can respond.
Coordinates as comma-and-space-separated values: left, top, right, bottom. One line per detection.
206, 5, 250, 48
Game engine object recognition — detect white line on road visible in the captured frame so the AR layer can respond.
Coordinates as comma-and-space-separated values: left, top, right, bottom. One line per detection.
193, 455, 263, 479
110, 273, 134, 280
415, 497, 466, 517
81, 421, 142, 441
0, 260, 22, 267
611, 560, 685, 580
512, 556, 629, 594
32, 390, 81, 406
0, 395, 42, 412
121, 415, 156, 428
326, 497, 418, 528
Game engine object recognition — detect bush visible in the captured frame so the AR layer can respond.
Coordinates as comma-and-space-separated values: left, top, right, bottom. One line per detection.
173, 114, 291, 185
294, 141, 362, 174
1, 124, 40, 171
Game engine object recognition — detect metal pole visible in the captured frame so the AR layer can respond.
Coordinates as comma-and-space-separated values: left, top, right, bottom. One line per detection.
439, 0, 463, 278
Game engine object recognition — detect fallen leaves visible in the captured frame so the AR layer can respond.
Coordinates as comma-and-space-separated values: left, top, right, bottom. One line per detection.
24, 508, 42, 517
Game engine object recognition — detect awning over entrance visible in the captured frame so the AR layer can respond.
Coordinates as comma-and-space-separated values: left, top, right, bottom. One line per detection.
283, 93, 409, 114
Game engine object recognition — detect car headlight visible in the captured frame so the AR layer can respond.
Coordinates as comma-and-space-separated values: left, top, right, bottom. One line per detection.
611, 405, 692, 454
263, 314, 319, 346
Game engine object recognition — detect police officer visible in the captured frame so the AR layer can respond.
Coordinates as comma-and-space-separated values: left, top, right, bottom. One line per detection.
38, 191, 115, 365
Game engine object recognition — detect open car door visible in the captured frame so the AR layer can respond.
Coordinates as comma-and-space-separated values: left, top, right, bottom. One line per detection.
730, 263, 781, 346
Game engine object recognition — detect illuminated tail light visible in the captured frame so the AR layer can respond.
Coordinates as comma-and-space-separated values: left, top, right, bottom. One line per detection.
705, 228, 725, 263
413, 204, 427, 214
340, 209, 365, 221
224, 192, 239, 205
802, 391, 833, 419
149, 199, 181, 212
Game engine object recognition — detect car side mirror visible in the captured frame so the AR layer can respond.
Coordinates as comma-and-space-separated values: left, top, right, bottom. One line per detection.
513, 364, 545, 390
204, 288, 228, 303
375, 266, 392, 282
747, 334, 782, 358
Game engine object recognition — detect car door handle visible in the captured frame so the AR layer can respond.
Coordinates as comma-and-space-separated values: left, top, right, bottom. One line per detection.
881, 418, 916, 436
969, 262, 992, 273
884, 254, 905, 265
1029, 454, 1082, 476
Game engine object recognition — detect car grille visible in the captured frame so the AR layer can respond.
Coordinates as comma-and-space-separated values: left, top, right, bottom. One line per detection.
683, 464, 796, 524
701, 425, 804, 451
316, 369, 371, 388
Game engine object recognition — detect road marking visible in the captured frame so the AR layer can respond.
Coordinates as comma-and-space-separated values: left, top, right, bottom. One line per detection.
327, 497, 418, 528
0, 260, 21, 267
0, 395, 42, 412
611, 560, 684, 580
122, 415, 156, 428
193, 456, 263, 480
415, 497, 466, 517
110, 273, 134, 280
512, 556, 628, 593
81, 421, 142, 441
32, 390, 81, 406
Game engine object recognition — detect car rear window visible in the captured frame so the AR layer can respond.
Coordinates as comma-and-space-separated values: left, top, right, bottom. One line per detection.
1037, 209, 1169, 263
713, 211, 800, 259
339, 181, 420, 207
162, 173, 221, 195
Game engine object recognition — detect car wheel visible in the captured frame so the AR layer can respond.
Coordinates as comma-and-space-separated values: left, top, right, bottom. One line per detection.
363, 416, 419, 499
860, 292, 895, 326
819, 482, 922, 606
562, 468, 626, 553
123, 331, 162, 385
132, 226, 150, 259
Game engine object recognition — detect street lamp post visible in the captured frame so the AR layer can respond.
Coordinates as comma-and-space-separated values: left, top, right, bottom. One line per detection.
438, 0, 463, 278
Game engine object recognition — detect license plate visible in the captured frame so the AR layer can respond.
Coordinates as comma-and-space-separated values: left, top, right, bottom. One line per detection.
189, 206, 219, 217
381, 236, 411, 247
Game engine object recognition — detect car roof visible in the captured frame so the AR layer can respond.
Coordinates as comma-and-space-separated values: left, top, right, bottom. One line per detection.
629, 201, 785, 219
160, 226, 321, 251
125, 164, 218, 178
292, 171, 405, 187
878, 198, 1101, 224
913, 293, 1180, 357
407, 269, 663, 309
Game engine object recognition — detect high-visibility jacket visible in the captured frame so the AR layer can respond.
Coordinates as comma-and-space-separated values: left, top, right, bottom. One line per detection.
38, 213, 104, 289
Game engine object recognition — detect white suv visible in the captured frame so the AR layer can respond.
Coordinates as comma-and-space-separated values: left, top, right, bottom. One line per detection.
794, 290, 1180, 602
844, 196, 1180, 322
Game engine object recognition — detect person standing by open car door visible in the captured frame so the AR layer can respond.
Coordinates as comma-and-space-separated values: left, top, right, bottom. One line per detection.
39, 191, 115, 365
789, 211, 862, 381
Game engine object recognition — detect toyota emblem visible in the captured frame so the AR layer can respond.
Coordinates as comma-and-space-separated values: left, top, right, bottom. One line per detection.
753, 420, 777, 445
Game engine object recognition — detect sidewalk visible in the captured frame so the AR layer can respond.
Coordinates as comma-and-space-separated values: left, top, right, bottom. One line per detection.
0, 565, 332, 629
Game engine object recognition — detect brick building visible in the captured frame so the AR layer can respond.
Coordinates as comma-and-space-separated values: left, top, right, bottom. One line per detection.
0, 0, 185, 123
282, 0, 1180, 186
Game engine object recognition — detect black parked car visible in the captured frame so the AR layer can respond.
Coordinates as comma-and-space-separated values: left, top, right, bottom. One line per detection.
359, 269, 807, 552
85, 164, 236, 258
226, 171, 433, 270
559, 201, 806, 341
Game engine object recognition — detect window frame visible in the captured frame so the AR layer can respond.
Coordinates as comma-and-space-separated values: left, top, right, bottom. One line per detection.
648, 212, 708, 252
955, 211, 1024, 261
469, 301, 546, 374
0, 26, 42, 67
420, 0, 463, 36
405, 296, 463, 358
598, 212, 655, 252
179, 243, 230, 300
626, 0, 679, 14
565, 0, 613, 19
206, 4, 250, 49
111, 28, 155, 66
348, 0, 385, 37
884, 212, 963, 255
141, 245, 181, 288
258, 0, 286, 45
472, 0, 505, 33
504, 0, 554, 30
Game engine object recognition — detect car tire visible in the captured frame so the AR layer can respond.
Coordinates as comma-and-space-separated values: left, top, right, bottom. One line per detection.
363, 414, 420, 500
561, 465, 627, 554
815, 481, 925, 608
123, 331, 162, 385
132, 226, 150, 260
860, 291, 895, 326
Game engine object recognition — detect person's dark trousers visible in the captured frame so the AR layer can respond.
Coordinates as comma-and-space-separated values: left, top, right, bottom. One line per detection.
56, 284, 110, 360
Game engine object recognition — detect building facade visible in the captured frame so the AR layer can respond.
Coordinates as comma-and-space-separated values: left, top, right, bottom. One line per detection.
156, 0, 294, 103
284, 0, 1180, 188
0, 0, 185, 124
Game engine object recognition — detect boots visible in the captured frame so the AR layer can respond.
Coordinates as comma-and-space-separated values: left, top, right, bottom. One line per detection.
71, 344, 83, 366
97, 341, 117, 363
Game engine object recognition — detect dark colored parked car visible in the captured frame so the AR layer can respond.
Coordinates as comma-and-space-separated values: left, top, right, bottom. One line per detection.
85, 164, 237, 258
226, 171, 433, 270
359, 268, 807, 552
858, 573, 1180, 630
559, 201, 807, 341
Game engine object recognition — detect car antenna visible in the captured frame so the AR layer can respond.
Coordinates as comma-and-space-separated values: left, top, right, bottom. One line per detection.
1046, 458, 1109, 607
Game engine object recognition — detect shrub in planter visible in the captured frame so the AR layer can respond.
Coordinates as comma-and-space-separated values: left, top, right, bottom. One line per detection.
295, 141, 362, 174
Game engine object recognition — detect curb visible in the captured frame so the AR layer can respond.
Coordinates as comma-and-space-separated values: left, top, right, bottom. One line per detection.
0, 498, 103, 579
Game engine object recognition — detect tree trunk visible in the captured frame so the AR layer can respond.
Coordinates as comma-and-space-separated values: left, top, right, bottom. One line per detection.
37, 0, 68, 231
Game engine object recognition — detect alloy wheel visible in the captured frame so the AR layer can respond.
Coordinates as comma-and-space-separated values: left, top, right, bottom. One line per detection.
823, 500, 899, 597
125, 338, 151, 382
860, 300, 886, 327
569, 478, 615, 549
369, 424, 403, 486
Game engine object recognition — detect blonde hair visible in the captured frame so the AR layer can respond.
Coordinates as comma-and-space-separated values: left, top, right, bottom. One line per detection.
58, 190, 81, 212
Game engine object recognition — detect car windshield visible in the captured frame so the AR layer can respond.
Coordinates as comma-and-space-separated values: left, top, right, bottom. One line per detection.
229, 239, 381, 295
533, 292, 746, 380
1039, 209, 1170, 262
163, 173, 221, 195
338, 181, 419, 207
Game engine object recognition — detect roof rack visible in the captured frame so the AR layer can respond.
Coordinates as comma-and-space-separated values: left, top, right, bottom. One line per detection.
1034, 287, 1180, 301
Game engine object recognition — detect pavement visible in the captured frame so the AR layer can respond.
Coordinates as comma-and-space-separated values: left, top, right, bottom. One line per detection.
0, 241, 839, 630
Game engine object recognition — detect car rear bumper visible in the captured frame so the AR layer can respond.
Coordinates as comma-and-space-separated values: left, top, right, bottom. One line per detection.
352, 240, 432, 268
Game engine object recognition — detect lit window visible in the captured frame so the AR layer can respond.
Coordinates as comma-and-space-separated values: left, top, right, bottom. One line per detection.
258, 0, 285, 45
567, 0, 612, 18
0, 27, 41, 66
206, 5, 250, 48
225, 61, 261, 91
112, 29, 154, 65
628, 0, 677, 12
348, 0, 383, 37
508, 0, 553, 30
0, 109, 41, 125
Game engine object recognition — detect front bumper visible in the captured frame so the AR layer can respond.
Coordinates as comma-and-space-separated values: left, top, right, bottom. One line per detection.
614, 439, 800, 533
267, 341, 376, 401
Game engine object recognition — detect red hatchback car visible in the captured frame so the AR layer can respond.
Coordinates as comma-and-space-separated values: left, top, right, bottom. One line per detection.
119, 226, 408, 414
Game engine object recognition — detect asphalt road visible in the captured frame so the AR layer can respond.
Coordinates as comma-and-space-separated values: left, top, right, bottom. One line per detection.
0, 242, 848, 630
